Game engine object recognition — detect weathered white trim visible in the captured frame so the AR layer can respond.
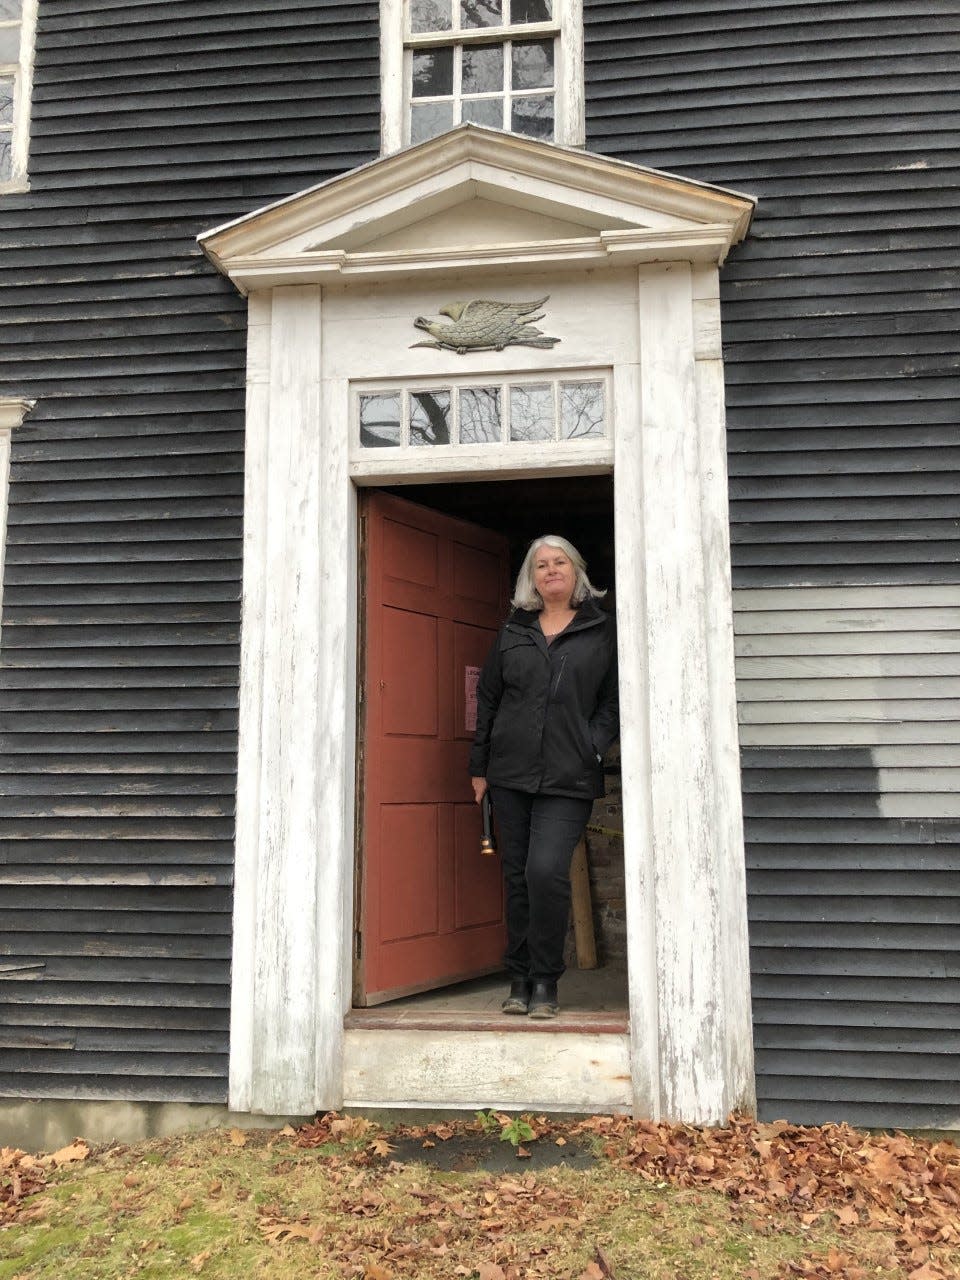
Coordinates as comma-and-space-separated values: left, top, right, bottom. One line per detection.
228, 287, 348, 1114
212, 135, 754, 1121
216, 226, 738, 292
198, 125, 755, 277
0, 0, 38, 193
0, 398, 33, 639
343, 1027, 631, 1111
628, 263, 754, 1122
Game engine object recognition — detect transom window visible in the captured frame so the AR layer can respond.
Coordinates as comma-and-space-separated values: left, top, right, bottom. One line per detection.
356, 373, 608, 450
409, 0, 557, 145
379, 0, 584, 154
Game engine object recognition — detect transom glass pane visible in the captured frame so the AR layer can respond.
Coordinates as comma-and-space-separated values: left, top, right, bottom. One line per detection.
512, 93, 554, 139
0, 1, 21, 20
411, 100, 454, 143
412, 46, 454, 96
460, 387, 502, 443
560, 382, 605, 439
462, 43, 503, 94
460, 0, 502, 26
510, 384, 553, 442
512, 39, 553, 89
0, 136, 10, 183
410, 390, 452, 446
360, 393, 401, 448
512, 0, 551, 20
410, 0, 451, 33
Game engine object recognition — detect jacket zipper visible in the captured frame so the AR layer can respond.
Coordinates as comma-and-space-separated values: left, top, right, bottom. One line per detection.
552, 654, 567, 696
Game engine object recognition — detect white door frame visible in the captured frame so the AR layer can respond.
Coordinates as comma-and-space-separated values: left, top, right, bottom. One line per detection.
200, 127, 757, 1123
224, 265, 755, 1123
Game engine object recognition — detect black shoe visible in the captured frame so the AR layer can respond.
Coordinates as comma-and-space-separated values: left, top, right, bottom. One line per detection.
501, 979, 531, 1014
527, 979, 559, 1019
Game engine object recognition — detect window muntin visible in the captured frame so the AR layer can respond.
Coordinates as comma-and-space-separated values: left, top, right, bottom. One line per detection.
406, 0, 559, 145
356, 373, 608, 452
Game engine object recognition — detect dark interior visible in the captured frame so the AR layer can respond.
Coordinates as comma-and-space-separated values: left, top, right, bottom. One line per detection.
382, 473, 616, 601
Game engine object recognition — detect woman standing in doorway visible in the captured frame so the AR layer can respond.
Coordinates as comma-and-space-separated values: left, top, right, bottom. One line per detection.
469, 536, 619, 1019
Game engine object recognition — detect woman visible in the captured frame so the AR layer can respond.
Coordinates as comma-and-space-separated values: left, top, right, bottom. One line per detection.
469, 535, 619, 1019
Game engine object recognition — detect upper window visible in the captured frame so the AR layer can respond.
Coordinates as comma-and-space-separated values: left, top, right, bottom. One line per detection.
410, 1, 556, 145
0, 0, 37, 191
380, 0, 583, 153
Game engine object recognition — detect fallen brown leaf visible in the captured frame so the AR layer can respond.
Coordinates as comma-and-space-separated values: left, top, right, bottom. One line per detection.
43, 1140, 90, 1168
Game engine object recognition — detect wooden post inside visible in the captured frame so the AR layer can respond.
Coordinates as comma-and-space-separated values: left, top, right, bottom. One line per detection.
570, 838, 597, 969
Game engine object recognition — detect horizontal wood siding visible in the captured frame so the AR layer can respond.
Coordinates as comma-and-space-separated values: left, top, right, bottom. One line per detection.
0, 0, 379, 1102
585, 1, 960, 1127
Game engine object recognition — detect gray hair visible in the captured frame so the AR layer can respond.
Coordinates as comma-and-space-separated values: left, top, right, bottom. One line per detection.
511, 535, 607, 611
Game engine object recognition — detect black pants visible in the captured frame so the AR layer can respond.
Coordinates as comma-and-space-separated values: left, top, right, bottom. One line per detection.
489, 787, 593, 982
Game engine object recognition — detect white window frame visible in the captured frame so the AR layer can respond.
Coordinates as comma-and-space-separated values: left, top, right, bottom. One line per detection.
380, 0, 584, 154
353, 368, 611, 459
0, 0, 38, 193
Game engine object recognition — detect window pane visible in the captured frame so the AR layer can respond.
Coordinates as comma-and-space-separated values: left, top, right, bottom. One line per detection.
410, 391, 452, 446
462, 44, 503, 94
412, 46, 454, 97
0, 135, 10, 182
460, 387, 502, 443
0, 26, 19, 61
511, 39, 553, 89
0, 79, 13, 127
511, 0, 551, 20
410, 0, 451, 32
461, 96, 504, 128
560, 383, 605, 439
512, 93, 554, 139
510, 384, 553, 442
359, 394, 401, 448
461, 0, 502, 27
411, 100, 454, 143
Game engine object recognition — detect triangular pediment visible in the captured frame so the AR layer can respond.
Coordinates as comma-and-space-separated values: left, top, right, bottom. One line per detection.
199, 125, 755, 293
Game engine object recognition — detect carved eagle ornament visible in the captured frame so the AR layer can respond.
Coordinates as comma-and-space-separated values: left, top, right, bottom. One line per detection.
411, 296, 561, 354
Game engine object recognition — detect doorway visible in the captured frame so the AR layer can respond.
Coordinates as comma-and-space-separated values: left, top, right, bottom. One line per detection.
352, 474, 628, 1025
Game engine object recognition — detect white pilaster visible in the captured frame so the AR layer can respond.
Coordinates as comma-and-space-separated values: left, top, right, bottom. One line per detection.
635, 262, 753, 1123
230, 287, 331, 1115
613, 362, 661, 1118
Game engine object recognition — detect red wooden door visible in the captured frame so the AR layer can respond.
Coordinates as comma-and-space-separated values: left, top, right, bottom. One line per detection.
357, 491, 510, 1005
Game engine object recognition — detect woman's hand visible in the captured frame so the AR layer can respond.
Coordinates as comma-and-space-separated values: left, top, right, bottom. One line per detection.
471, 776, 488, 804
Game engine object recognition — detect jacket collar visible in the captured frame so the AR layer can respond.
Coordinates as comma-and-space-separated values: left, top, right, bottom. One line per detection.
510, 598, 608, 634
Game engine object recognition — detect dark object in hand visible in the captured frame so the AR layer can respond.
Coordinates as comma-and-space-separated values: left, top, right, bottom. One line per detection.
480, 790, 497, 856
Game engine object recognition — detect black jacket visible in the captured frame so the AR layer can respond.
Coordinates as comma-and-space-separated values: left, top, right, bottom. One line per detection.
468, 599, 619, 800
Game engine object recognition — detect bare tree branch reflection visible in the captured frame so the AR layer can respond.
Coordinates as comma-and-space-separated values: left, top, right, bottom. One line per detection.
411, 390, 452, 445
509, 384, 553, 441
460, 387, 501, 443
560, 383, 605, 439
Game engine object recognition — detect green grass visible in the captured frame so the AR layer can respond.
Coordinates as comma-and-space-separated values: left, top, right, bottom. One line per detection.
0, 1125, 936, 1280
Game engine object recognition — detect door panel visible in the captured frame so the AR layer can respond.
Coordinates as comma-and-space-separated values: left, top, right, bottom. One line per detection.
358, 491, 510, 1005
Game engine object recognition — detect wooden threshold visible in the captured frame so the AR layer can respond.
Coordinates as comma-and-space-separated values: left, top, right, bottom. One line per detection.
344, 1007, 628, 1034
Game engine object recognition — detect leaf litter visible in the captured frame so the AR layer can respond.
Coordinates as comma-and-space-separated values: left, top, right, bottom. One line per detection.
0, 1113, 957, 1279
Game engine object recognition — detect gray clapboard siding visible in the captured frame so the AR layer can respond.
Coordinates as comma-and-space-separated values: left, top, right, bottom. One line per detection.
586, 0, 960, 1127
0, 0, 379, 1102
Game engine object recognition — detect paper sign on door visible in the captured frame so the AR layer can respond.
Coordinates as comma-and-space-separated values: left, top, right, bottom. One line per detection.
464, 665, 481, 734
